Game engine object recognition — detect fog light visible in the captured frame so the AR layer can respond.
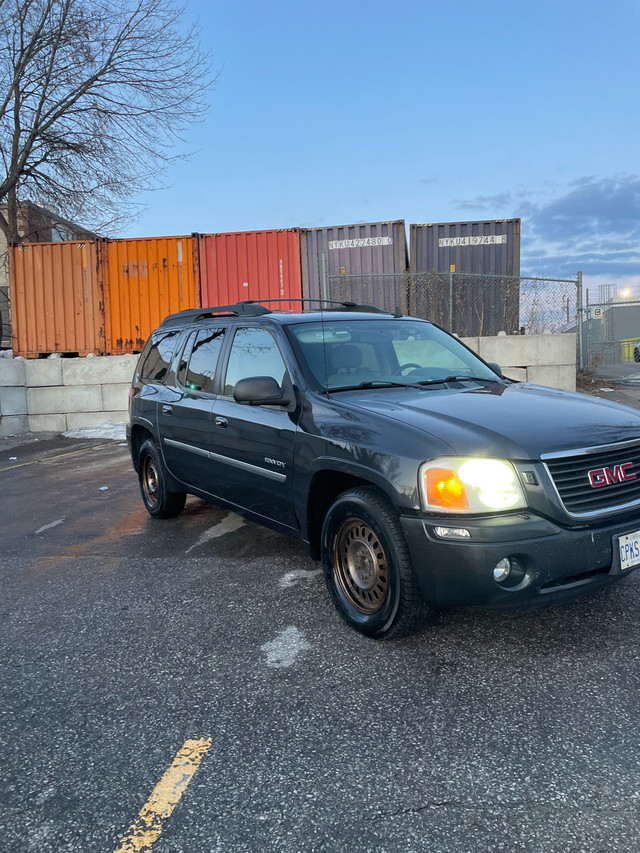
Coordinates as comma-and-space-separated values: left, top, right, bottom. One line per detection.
434, 526, 471, 540
493, 558, 512, 583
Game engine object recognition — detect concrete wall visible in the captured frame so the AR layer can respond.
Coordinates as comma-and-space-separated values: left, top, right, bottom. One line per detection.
0, 334, 577, 438
461, 332, 576, 391
0, 354, 136, 437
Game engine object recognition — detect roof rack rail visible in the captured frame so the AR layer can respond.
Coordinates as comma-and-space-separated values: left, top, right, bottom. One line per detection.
160, 299, 403, 328
160, 302, 272, 327
242, 298, 403, 317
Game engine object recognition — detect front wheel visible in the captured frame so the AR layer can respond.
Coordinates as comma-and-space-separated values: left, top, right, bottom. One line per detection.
138, 439, 186, 519
321, 487, 432, 639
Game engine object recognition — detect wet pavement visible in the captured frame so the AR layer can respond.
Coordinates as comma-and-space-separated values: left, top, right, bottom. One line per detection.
3, 384, 640, 852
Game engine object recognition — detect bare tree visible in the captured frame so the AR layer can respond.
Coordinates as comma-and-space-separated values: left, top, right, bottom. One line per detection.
0, 0, 213, 241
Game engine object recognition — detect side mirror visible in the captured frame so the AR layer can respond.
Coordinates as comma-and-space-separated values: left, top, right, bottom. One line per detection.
233, 376, 291, 406
487, 361, 504, 378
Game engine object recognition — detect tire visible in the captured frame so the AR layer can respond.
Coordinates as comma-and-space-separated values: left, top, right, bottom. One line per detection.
321, 486, 432, 639
138, 439, 186, 519
634, 347, 640, 363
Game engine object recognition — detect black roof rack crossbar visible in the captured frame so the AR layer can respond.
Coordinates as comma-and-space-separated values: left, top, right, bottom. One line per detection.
161, 302, 272, 327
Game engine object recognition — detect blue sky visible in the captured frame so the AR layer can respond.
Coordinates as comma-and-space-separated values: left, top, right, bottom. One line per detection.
121, 0, 640, 293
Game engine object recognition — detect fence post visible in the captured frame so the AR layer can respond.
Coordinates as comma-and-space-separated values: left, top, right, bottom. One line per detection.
321, 252, 328, 302
585, 288, 590, 371
577, 271, 584, 371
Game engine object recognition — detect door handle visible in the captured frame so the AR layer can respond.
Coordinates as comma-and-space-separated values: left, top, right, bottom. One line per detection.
161, 405, 173, 415
215, 416, 228, 428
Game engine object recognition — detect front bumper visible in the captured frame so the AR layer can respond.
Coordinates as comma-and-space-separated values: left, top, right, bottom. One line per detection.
400, 510, 640, 609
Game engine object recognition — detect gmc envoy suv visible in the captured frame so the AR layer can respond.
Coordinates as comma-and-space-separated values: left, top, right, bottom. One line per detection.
128, 301, 640, 638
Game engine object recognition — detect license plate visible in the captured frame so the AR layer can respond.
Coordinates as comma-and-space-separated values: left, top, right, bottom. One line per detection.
618, 529, 640, 571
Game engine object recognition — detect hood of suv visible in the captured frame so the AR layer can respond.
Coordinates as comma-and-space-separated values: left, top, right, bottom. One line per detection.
337, 382, 640, 459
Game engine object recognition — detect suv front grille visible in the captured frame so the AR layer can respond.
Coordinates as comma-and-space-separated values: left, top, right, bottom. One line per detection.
543, 440, 640, 517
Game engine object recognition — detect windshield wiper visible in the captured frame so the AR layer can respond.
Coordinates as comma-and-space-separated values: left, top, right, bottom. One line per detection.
416, 375, 500, 386
326, 376, 500, 393
328, 379, 422, 392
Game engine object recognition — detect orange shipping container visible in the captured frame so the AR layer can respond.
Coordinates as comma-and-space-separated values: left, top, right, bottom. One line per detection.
197, 229, 302, 309
105, 236, 200, 353
9, 240, 106, 357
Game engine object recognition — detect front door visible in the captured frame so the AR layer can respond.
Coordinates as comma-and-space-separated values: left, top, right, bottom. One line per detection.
208, 326, 299, 530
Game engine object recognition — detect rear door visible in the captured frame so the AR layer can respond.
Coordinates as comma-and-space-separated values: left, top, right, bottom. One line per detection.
159, 327, 226, 492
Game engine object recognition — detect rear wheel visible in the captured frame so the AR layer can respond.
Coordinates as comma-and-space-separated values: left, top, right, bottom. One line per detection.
321, 487, 432, 638
138, 439, 186, 519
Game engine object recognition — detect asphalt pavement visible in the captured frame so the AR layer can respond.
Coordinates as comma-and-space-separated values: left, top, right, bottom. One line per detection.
3, 382, 640, 852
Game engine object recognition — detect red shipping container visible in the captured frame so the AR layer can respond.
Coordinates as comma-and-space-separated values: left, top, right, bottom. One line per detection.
197, 229, 303, 310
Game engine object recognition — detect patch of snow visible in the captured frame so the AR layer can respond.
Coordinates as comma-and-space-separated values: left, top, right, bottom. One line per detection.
279, 569, 322, 589
261, 626, 311, 668
35, 518, 65, 534
63, 421, 127, 440
0, 349, 13, 358
185, 514, 246, 553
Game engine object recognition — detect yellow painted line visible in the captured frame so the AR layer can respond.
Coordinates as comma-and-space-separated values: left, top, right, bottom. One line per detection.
0, 441, 120, 473
113, 737, 212, 853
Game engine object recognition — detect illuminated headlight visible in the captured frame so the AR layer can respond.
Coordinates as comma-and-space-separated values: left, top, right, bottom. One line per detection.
419, 457, 527, 514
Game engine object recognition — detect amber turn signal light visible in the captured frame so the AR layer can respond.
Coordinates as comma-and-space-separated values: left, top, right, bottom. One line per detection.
425, 467, 470, 510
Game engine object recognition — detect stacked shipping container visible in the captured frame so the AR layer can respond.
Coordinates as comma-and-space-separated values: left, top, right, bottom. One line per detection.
198, 229, 302, 309
8, 218, 522, 356
408, 219, 521, 336
301, 221, 408, 313
409, 219, 521, 276
10, 240, 106, 357
106, 236, 200, 353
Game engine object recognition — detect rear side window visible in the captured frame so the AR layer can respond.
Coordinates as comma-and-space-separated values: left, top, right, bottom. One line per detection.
182, 328, 225, 393
139, 331, 179, 382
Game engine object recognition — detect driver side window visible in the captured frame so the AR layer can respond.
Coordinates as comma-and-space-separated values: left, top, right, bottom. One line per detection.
224, 327, 287, 397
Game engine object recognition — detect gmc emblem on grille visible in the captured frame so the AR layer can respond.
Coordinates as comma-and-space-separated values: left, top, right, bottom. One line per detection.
588, 462, 637, 488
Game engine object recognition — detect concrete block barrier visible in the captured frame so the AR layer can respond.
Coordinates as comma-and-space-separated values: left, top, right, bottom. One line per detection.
0, 336, 578, 436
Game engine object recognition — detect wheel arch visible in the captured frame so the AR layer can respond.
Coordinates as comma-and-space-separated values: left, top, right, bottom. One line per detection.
129, 422, 154, 472
305, 465, 401, 560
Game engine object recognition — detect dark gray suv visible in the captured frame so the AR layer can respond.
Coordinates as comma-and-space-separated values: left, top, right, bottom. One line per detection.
128, 301, 640, 638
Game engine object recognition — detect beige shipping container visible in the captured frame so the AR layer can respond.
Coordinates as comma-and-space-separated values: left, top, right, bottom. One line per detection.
105, 236, 200, 353
9, 240, 106, 357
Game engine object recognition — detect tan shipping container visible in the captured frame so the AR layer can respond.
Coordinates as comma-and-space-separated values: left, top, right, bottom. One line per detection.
9, 240, 106, 357
105, 236, 200, 353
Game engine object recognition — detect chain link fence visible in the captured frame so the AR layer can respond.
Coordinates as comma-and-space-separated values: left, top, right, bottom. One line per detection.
326, 272, 580, 338
582, 297, 640, 370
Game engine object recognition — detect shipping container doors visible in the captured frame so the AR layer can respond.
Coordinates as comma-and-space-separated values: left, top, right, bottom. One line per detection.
197, 229, 303, 309
105, 236, 199, 353
409, 219, 521, 336
301, 221, 409, 313
10, 240, 106, 357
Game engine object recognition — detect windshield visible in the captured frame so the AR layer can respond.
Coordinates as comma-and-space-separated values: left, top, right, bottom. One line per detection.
288, 318, 500, 391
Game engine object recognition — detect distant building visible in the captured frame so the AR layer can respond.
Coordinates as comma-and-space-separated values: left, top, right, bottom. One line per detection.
0, 202, 97, 348
567, 297, 640, 368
